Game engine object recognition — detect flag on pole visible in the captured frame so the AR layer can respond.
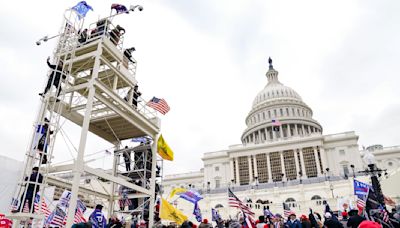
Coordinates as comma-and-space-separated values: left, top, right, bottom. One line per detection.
272, 119, 281, 131
72, 1, 93, 19
283, 202, 293, 218
179, 189, 203, 204
193, 203, 202, 222
353, 179, 370, 213
46, 206, 67, 226
22, 200, 30, 213
159, 198, 187, 225
157, 134, 174, 161
34, 193, 51, 218
228, 188, 255, 224
211, 208, 221, 221
169, 187, 187, 199
263, 206, 274, 218
111, 3, 129, 14
147, 97, 170, 115
9, 198, 19, 211
74, 199, 87, 224
131, 136, 151, 143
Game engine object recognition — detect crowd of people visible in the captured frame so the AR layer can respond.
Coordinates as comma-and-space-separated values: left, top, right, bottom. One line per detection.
155, 206, 400, 228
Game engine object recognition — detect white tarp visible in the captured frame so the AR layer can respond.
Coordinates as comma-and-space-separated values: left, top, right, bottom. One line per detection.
0, 156, 24, 213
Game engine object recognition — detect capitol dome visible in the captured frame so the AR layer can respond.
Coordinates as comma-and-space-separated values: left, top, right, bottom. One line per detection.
241, 58, 323, 144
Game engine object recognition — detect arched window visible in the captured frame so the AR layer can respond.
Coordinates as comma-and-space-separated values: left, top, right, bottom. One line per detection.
215, 204, 224, 208
285, 198, 297, 208
311, 195, 323, 205
311, 195, 322, 200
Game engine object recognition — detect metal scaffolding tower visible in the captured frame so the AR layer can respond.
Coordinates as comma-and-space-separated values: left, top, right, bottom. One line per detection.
8, 7, 161, 227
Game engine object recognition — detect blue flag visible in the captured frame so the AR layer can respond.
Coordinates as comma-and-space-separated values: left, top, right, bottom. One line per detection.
131, 136, 151, 143
179, 189, 203, 204
353, 179, 370, 200
111, 4, 128, 14
212, 208, 220, 221
72, 1, 93, 19
193, 203, 202, 222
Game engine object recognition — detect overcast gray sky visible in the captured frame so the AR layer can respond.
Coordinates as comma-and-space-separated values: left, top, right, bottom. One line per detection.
1, 1, 399, 175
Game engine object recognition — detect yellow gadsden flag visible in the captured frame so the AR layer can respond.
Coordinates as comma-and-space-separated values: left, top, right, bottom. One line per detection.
169, 187, 187, 199
157, 134, 174, 161
160, 198, 187, 225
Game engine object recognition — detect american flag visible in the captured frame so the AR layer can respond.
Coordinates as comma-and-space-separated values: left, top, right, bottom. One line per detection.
283, 202, 294, 218
356, 197, 366, 212
146, 97, 170, 115
22, 200, 30, 213
34, 194, 51, 218
228, 188, 255, 225
74, 208, 86, 224
118, 198, 132, 208
379, 205, 389, 223
46, 206, 66, 226
272, 119, 281, 131
9, 198, 19, 211
74, 199, 87, 223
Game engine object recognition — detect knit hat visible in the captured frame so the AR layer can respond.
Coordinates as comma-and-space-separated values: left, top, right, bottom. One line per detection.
358, 220, 382, 228
324, 212, 332, 219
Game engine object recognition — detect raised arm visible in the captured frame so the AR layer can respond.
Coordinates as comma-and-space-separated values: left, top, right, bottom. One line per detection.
46, 57, 56, 69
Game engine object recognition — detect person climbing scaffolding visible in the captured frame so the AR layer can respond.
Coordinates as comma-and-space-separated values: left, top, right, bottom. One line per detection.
39, 57, 68, 101
35, 118, 53, 164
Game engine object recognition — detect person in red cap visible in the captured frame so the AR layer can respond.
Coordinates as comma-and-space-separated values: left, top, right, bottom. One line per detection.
300, 215, 311, 228
199, 219, 211, 228
358, 220, 382, 228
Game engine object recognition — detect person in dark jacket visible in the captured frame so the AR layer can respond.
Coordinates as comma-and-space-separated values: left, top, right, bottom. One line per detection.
323, 212, 343, 228
72, 222, 92, 228
39, 57, 68, 99
122, 146, 131, 172
110, 25, 125, 45
286, 214, 302, 228
15, 167, 43, 213
346, 210, 365, 228
123, 47, 136, 64
107, 215, 123, 228
124, 85, 142, 109
36, 117, 53, 164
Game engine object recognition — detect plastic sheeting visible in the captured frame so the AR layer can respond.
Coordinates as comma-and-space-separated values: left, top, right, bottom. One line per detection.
0, 156, 24, 213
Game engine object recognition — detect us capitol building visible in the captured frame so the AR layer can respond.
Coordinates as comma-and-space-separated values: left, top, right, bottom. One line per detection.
162, 59, 400, 219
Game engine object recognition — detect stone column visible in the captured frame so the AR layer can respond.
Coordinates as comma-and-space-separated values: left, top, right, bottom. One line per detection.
307, 125, 311, 135
279, 125, 284, 138
253, 155, 258, 178
272, 128, 277, 140
301, 125, 305, 136
319, 147, 328, 173
280, 151, 286, 180
235, 157, 240, 185
287, 124, 292, 137
313, 147, 322, 176
294, 150, 300, 179
299, 149, 307, 177
230, 158, 234, 183
294, 124, 298, 136
248, 155, 253, 183
266, 153, 272, 183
